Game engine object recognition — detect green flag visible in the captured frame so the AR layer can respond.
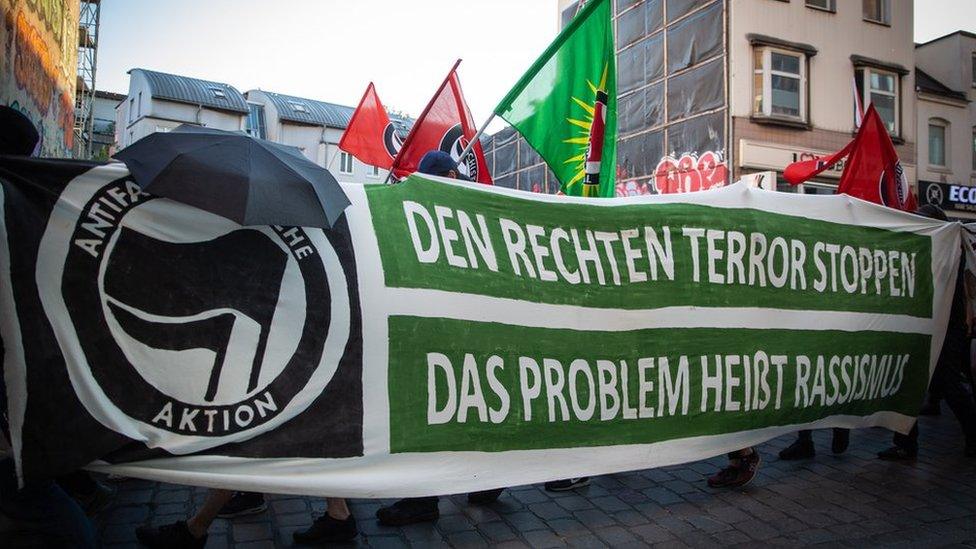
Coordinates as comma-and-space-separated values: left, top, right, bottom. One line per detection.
494, 0, 616, 197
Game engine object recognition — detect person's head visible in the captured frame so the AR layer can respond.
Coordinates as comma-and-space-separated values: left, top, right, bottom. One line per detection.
915, 203, 948, 222
0, 106, 40, 156
418, 150, 463, 179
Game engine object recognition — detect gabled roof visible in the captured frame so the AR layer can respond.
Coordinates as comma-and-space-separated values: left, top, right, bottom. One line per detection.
916, 30, 976, 48
258, 90, 412, 132
130, 68, 249, 114
916, 68, 968, 102
94, 90, 126, 102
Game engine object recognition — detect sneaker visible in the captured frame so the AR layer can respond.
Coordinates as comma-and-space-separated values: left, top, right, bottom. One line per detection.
831, 428, 850, 454
293, 514, 357, 544
708, 452, 761, 488
877, 446, 917, 461
778, 438, 815, 461
376, 497, 439, 526
135, 521, 206, 549
216, 492, 266, 518
467, 488, 504, 504
544, 477, 590, 492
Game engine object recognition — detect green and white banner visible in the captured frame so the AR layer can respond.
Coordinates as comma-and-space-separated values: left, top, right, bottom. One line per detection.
0, 160, 960, 496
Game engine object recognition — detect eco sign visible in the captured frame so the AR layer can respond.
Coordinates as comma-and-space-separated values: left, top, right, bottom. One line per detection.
0, 160, 961, 496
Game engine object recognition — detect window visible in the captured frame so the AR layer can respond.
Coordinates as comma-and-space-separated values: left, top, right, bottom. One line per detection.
928, 119, 947, 168
137, 92, 142, 117
289, 101, 308, 113
245, 103, 266, 139
857, 68, 899, 135
806, 0, 835, 11
368, 165, 381, 177
972, 54, 976, 87
339, 152, 353, 174
863, 0, 890, 24
753, 47, 807, 121
209, 87, 226, 99
128, 98, 134, 122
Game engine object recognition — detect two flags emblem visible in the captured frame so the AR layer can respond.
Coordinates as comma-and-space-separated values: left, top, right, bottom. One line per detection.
340, 64, 491, 184
340, 0, 617, 194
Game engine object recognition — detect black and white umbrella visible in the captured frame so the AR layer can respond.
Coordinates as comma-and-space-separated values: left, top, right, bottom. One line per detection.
113, 125, 350, 228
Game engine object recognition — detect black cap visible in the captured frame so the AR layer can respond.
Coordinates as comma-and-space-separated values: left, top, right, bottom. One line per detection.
0, 106, 40, 156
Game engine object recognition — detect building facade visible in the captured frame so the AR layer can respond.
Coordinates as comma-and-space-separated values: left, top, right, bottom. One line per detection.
732, 0, 916, 194
115, 68, 249, 150
243, 90, 404, 184
91, 89, 124, 159
915, 32, 976, 220
525, 0, 917, 197
0, 0, 80, 157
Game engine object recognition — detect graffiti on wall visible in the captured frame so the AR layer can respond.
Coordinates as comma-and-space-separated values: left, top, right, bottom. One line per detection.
654, 151, 729, 194
1, 0, 78, 156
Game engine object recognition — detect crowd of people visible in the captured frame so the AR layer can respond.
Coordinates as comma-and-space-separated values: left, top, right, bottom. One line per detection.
1, 113, 975, 547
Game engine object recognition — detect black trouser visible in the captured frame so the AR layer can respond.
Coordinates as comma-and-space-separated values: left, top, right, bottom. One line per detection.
895, 360, 976, 452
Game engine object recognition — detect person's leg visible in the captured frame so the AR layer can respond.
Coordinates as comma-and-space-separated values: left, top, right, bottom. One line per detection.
831, 428, 850, 454
187, 489, 235, 537
136, 488, 234, 547
376, 497, 440, 526
933, 361, 976, 451
1, 479, 96, 548
293, 498, 358, 543
779, 430, 815, 460
879, 422, 918, 460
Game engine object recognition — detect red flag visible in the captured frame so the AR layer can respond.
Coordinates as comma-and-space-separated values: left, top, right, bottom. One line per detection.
390, 60, 492, 184
339, 83, 401, 170
784, 105, 916, 211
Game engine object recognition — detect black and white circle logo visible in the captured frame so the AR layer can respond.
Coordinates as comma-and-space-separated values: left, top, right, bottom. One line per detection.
383, 122, 404, 159
925, 182, 944, 206
37, 166, 350, 453
879, 161, 910, 209
439, 124, 479, 181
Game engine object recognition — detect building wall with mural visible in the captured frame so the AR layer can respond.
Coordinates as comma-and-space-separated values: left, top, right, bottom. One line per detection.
1, 0, 79, 157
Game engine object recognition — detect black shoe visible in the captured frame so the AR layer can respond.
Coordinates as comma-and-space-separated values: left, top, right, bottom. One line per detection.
778, 438, 815, 460
831, 428, 850, 454
467, 488, 504, 504
544, 477, 590, 492
376, 497, 439, 526
878, 446, 917, 461
135, 521, 206, 549
965, 439, 976, 458
293, 514, 357, 544
919, 401, 941, 416
217, 492, 266, 518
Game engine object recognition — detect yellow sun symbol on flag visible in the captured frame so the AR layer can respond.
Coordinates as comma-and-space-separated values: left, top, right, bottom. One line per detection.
562, 64, 610, 191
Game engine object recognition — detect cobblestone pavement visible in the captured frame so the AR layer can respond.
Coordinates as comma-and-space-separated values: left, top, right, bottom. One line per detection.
16, 412, 976, 547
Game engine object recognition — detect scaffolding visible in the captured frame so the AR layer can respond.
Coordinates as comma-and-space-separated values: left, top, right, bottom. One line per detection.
74, 0, 101, 158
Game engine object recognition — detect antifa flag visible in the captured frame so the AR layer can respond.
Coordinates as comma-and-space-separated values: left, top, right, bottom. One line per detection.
0, 157, 955, 496
784, 104, 917, 211
339, 82, 403, 170
0, 158, 364, 485
390, 60, 492, 184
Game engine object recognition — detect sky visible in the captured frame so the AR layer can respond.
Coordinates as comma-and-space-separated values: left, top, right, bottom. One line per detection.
98, 0, 976, 130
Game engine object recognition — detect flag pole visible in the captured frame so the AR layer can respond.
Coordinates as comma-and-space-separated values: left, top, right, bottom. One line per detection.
387, 59, 464, 181
455, 114, 494, 170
